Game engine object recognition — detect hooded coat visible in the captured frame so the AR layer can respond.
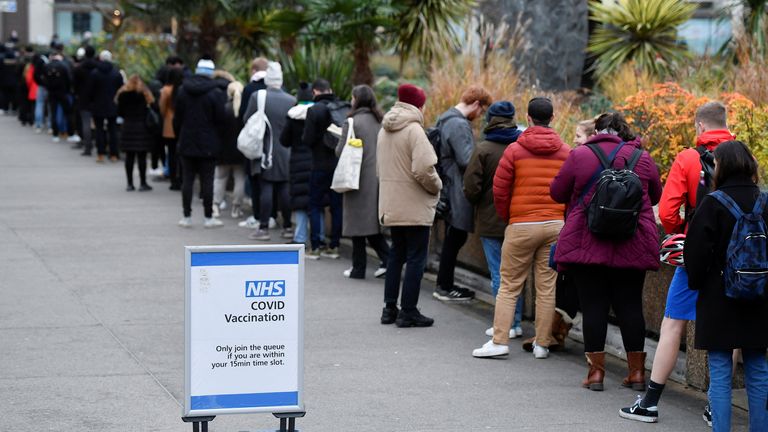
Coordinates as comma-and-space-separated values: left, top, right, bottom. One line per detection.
550, 134, 662, 271
437, 107, 475, 233
73, 57, 97, 104
173, 74, 227, 159
336, 107, 382, 237
243, 87, 296, 179
377, 102, 442, 227
281, 103, 314, 210
88, 61, 123, 117
463, 116, 521, 238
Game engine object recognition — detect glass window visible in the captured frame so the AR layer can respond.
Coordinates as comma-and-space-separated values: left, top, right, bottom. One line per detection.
72, 12, 91, 35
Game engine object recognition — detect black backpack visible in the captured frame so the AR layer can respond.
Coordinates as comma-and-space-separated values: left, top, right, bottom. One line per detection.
684, 146, 716, 225
426, 113, 462, 219
586, 143, 644, 240
322, 100, 351, 150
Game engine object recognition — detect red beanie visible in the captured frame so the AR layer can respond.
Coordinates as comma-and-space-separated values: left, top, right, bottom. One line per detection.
397, 83, 426, 109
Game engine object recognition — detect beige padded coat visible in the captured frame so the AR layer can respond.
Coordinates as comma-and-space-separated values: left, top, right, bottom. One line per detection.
376, 102, 442, 226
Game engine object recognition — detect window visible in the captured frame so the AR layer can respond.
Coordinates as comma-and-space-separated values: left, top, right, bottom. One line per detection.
72, 12, 91, 35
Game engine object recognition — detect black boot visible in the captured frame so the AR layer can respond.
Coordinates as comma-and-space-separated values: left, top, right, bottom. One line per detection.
395, 309, 434, 328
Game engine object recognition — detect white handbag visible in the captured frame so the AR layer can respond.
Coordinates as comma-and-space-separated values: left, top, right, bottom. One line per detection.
331, 118, 363, 193
237, 89, 273, 169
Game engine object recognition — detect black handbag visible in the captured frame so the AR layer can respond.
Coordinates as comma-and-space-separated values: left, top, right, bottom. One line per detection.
145, 105, 161, 135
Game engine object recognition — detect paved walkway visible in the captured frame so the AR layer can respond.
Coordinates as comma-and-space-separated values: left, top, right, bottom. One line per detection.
0, 115, 747, 431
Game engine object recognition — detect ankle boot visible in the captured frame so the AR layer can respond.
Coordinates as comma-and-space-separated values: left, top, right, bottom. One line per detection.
550, 311, 573, 350
622, 351, 647, 391
582, 352, 605, 391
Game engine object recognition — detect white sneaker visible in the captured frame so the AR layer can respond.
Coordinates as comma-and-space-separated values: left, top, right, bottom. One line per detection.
238, 216, 259, 229
219, 200, 227, 211
34, 127, 42, 134
343, 268, 352, 278
178, 217, 192, 228
52, 136, 60, 143
204, 217, 224, 228
374, 267, 387, 278
231, 205, 243, 219
485, 327, 517, 338
472, 340, 509, 358
268, 217, 277, 229
532, 341, 549, 359
514, 326, 523, 337
67, 134, 81, 143
212, 204, 220, 218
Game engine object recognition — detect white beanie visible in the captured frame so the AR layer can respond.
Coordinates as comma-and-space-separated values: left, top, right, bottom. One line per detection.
99, 50, 112, 62
76, 47, 85, 60
196, 59, 215, 77
264, 61, 283, 89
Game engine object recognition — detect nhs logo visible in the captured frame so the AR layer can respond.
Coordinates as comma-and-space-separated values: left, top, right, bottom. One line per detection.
245, 280, 286, 297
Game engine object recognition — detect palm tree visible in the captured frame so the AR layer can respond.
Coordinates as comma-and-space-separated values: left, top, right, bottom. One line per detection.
726, 0, 768, 58
588, 0, 697, 80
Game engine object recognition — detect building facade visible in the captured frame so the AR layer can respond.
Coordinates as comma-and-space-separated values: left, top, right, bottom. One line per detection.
0, 0, 106, 46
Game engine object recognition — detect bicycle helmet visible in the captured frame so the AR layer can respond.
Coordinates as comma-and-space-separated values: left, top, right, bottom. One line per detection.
659, 233, 685, 267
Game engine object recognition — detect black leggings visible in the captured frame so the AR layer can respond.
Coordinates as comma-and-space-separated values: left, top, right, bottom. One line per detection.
182, 157, 216, 218
436, 225, 468, 290
350, 234, 390, 277
125, 151, 147, 186
570, 265, 646, 353
259, 180, 291, 229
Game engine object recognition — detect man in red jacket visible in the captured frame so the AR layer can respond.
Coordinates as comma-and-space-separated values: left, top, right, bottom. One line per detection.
472, 97, 570, 360
621, 101, 734, 424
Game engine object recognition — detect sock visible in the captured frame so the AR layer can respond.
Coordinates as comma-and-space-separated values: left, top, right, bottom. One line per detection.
385, 302, 397, 310
640, 380, 665, 408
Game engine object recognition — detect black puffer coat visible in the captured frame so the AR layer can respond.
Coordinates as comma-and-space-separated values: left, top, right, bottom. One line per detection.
173, 75, 226, 159
281, 103, 313, 210
117, 91, 153, 152
217, 100, 246, 165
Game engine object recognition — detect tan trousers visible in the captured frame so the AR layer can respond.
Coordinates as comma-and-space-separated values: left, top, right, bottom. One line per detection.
492, 221, 563, 347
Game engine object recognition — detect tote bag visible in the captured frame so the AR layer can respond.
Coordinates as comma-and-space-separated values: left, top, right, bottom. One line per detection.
331, 118, 363, 193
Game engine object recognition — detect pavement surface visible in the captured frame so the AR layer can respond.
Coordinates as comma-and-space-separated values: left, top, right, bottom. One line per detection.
0, 115, 749, 431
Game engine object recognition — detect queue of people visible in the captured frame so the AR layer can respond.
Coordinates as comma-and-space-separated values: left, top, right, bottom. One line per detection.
5, 41, 766, 431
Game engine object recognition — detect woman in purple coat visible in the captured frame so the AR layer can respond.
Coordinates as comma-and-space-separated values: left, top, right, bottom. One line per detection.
550, 113, 662, 392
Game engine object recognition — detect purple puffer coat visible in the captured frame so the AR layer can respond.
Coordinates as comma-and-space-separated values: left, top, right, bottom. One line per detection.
550, 134, 662, 271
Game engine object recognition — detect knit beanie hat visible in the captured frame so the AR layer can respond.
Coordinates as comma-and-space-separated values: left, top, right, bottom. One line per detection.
265, 61, 283, 88
397, 83, 426, 109
196, 59, 215, 77
296, 82, 313, 102
99, 50, 112, 62
487, 101, 516, 121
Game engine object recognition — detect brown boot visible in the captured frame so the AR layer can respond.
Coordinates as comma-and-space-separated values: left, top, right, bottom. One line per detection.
522, 337, 534, 352
550, 311, 573, 351
582, 352, 605, 391
622, 351, 647, 391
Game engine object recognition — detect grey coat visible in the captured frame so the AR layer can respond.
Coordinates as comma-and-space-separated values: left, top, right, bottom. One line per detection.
244, 87, 296, 180
437, 108, 475, 233
336, 108, 382, 236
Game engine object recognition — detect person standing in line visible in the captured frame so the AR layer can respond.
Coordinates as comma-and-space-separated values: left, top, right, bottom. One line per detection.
471, 97, 570, 360
173, 58, 227, 228
619, 101, 736, 423
243, 62, 296, 241
280, 83, 325, 245
213, 80, 247, 219
377, 84, 441, 328
684, 140, 768, 432
462, 101, 525, 339
335, 84, 390, 279
159, 67, 184, 190
32, 53, 49, 133
238, 57, 269, 229
88, 50, 123, 162
302, 78, 346, 259
22, 50, 38, 128
45, 52, 74, 143
550, 112, 661, 389
116, 75, 155, 192
433, 85, 493, 302
72, 45, 97, 156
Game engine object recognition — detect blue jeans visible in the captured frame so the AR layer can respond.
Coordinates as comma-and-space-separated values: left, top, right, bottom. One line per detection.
34, 86, 49, 129
708, 349, 768, 432
309, 169, 342, 250
481, 236, 523, 327
293, 210, 324, 244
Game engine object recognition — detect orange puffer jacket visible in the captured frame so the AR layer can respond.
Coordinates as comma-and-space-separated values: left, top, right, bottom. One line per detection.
493, 126, 570, 224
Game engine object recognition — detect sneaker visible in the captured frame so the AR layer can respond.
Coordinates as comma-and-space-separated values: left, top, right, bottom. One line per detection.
96, 155, 105, 163
433, 286, 474, 302
178, 217, 192, 228
81, 150, 92, 156
203, 217, 224, 228
52, 136, 60, 143
281, 227, 295, 239
238, 216, 260, 229
212, 204, 220, 218
374, 267, 387, 278
109, 155, 119, 162
381, 306, 399, 325
395, 309, 434, 328
139, 184, 152, 192
619, 396, 659, 423
306, 249, 321, 260
34, 127, 42, 134
219, 200, 227, 211
126, 185, 135, 192
231, 205, 244, 219
484, 327, 517, 339
343, 267, 364, 279
472, 339, 510, 358
67, 134, 81, 143
532, 341, 549, 359
321, 247, 340, 259
514, 326, 523, 337
249, 228, 271, 241
268, 217, 277, 229
702, 404, 712, 427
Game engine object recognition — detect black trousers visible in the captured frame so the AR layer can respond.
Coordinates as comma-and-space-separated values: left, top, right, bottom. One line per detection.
162, 137, 179, 187
436, 225, 468, 290
124, 151, 147, 186
384, 226, 430, 311
259, 179, 291, 229
49, 92, 74, 136
570, 265, 646, 353
350, 234, 390, 278
94, 116, 118, 156
181, 157, 216, 218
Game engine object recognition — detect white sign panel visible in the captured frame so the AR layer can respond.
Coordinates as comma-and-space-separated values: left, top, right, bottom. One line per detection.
184, 245, 304, 417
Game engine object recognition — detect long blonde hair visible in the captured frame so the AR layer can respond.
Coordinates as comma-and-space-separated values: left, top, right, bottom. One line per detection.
116, 74, 154, 105
227, 81, 244, 117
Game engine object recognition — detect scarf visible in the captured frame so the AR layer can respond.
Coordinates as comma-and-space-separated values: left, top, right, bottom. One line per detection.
484, 126, 522, 144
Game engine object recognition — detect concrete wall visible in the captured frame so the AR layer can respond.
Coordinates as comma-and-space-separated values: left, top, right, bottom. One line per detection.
28, 0, 53, 45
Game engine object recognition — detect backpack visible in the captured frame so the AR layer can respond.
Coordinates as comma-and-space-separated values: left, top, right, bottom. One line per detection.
710, 191, 768, 300
322, 100, 351, 150
426, 113, 462, 219
685, 146, 716, 225
237, 89, 273, 169
585, 142, 644, 239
